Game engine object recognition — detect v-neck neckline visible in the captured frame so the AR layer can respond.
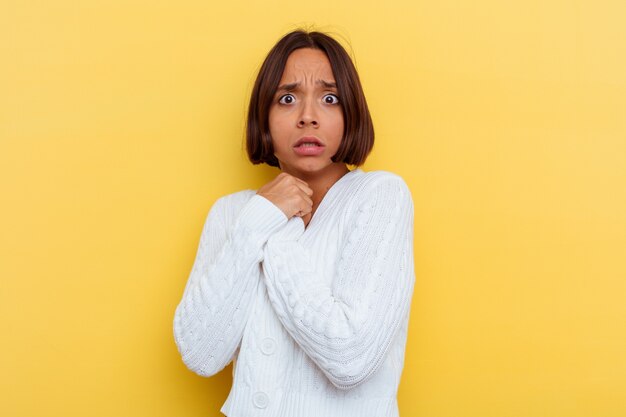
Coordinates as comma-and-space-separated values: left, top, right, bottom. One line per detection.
304, 168, 362, 232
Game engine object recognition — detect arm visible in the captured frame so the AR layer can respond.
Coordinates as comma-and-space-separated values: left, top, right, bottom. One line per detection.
261, 176, 415, 389
173, 193, 288, 377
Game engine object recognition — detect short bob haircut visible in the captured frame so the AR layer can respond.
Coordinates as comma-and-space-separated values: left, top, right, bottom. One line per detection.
246, 29, 374, 168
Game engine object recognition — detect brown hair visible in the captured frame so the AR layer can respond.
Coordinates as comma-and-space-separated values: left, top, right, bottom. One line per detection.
246, 29, 374, 168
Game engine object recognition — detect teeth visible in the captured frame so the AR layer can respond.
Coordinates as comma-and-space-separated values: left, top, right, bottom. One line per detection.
300, 143, 319, 147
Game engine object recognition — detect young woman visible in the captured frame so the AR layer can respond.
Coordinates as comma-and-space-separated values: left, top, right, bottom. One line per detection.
173, 29, 415, 417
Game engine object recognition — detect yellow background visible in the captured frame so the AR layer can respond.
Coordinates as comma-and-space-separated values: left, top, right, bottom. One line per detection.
1, 0, 625, 416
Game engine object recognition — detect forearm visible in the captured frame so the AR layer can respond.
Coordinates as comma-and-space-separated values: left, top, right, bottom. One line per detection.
262, 177, 415, 389
173, 194, 288, 376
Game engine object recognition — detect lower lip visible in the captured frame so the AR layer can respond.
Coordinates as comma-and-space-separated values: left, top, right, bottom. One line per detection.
293, 144, 325, 156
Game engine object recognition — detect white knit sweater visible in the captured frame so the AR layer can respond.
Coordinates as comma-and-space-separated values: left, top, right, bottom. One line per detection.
173, 168, 415, 417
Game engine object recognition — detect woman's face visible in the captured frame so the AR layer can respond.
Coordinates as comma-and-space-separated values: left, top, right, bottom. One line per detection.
268, 48, 345, 177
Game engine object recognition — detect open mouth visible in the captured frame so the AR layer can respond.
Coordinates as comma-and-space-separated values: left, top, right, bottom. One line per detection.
293, 140, 325, 155
296, 143, 323, 148
294, 136, 324, 148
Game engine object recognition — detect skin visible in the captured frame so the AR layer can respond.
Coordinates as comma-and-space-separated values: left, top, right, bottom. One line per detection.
256, 48, 350, 228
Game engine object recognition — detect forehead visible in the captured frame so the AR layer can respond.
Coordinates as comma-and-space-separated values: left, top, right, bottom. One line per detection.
280, 48, 335, 80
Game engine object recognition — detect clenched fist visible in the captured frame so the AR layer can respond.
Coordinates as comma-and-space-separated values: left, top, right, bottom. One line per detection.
256, 172, 314, 225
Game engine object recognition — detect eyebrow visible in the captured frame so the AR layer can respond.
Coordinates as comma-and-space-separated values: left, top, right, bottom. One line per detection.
276, 80, 337, 92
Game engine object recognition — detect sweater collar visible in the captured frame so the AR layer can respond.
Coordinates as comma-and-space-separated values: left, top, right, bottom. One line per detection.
305, 168, 363, 231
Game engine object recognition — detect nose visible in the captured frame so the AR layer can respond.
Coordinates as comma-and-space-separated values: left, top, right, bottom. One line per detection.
297, 98, 318, 128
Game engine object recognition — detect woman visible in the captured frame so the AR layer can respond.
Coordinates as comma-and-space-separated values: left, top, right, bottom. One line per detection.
173, 29, 415, 417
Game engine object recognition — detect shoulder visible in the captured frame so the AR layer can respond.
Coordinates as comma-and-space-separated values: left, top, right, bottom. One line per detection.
206, 189, 257, 227
339, 170, 413, 238
352, 169, 412, 205
339, 169, 413, 229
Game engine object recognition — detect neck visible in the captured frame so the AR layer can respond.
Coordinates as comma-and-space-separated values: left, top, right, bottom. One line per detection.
281, 163, 350, 212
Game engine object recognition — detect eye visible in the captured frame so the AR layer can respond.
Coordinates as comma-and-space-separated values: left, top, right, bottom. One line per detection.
278, 94, 296, 104
323, 94, 339, 104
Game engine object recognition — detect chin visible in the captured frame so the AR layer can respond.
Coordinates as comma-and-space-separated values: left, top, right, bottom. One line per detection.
279, 158, 328, 172
299, 161, 332, 172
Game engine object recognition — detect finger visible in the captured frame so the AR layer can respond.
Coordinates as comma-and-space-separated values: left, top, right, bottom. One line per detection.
298, 191, 313, 208
293, 181, 314, 197
297, 206, 312, 216
282, 173, 310, 188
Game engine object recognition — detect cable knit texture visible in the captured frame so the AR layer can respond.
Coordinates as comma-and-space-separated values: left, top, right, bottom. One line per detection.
173, 168, 415, 417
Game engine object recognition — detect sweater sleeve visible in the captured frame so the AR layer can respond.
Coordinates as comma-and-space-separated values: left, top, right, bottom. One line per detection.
173, 193, 288, 377
261, 176, 415, 390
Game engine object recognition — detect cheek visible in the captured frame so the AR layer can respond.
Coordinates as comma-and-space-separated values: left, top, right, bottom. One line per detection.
331, 111, 345, 139
268, 112, 289, 154
268, 110, 287, 136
